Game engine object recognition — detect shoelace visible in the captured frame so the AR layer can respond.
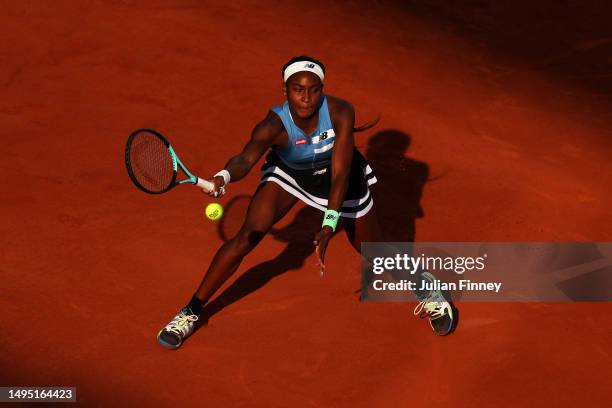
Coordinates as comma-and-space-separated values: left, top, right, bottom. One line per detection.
166, 312, 198, 336
413, 301, 449, 320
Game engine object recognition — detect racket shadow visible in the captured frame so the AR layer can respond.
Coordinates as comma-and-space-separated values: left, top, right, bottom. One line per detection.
197, 205, 329, 327
216, 194, 252, 242
215, 193, 287, 242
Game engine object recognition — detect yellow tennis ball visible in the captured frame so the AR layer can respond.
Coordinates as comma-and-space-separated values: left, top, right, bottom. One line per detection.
205, 202, 223, 221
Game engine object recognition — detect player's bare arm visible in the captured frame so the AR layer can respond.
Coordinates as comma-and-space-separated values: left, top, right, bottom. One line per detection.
313, 97, 355, 264
326, 97, 355, 212
204, 112, 285, 195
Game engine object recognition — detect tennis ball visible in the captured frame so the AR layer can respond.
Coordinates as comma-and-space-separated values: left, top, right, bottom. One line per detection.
205, 202, 223, 221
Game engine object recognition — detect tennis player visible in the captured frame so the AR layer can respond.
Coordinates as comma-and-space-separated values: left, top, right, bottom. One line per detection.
157, 56, 456, 349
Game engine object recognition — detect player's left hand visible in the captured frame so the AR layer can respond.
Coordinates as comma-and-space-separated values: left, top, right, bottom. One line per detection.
313, 226, 334, 273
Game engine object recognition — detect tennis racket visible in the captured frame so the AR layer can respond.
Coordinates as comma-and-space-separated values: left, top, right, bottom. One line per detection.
125, 128, 214, 194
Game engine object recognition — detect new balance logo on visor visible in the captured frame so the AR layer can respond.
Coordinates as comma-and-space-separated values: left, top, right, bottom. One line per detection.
305, 63, 315, 68
295, 138, 307, 145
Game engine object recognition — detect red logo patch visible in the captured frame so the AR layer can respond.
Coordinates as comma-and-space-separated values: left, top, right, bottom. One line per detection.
295, 138, 307, 145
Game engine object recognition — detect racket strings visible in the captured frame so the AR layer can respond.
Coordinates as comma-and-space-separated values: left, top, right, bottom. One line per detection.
129, 133, 174, 192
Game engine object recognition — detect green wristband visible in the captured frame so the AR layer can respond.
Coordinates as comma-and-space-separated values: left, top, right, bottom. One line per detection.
322, 209, 340, 232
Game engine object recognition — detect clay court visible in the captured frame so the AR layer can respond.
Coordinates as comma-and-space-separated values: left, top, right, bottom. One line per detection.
1, 1, 611, 406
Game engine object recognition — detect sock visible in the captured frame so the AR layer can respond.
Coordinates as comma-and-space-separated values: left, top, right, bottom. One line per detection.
186, 295, 204, 315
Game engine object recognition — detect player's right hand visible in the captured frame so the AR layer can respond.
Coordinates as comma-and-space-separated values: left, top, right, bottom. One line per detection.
202, 176, 226, 198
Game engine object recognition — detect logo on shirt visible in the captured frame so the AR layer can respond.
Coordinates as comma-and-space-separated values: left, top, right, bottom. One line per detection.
311, 129, 335, 144
295, 138, 307, 145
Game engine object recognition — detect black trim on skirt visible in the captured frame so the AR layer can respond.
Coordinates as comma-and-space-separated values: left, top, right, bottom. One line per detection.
259, 149, 377, 218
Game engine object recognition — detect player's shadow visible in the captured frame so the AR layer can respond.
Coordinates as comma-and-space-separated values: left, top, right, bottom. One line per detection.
198, 205, 326, 326
363, 129, 430, 242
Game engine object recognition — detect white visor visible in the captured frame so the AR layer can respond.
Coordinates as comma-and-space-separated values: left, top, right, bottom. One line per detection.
283, 61, 325, 83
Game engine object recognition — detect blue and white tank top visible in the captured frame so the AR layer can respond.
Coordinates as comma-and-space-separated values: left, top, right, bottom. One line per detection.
270, 95, 335, 170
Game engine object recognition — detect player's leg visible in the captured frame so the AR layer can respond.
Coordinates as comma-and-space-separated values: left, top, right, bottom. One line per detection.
157, 182, 297, 349
343, 207, 384, 298
193, 181, 298, 304
344, 206, 457, 336
343, 206, 384, 253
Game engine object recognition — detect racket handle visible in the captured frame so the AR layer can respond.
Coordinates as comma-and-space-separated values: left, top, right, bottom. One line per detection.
196, 177, 214, 192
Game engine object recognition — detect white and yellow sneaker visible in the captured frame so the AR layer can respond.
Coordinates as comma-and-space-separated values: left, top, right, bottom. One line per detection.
413, 272, 458, 336
157, 307, 199, 350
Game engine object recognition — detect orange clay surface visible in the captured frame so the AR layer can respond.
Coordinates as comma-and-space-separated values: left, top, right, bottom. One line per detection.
1, 1, 611, 406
